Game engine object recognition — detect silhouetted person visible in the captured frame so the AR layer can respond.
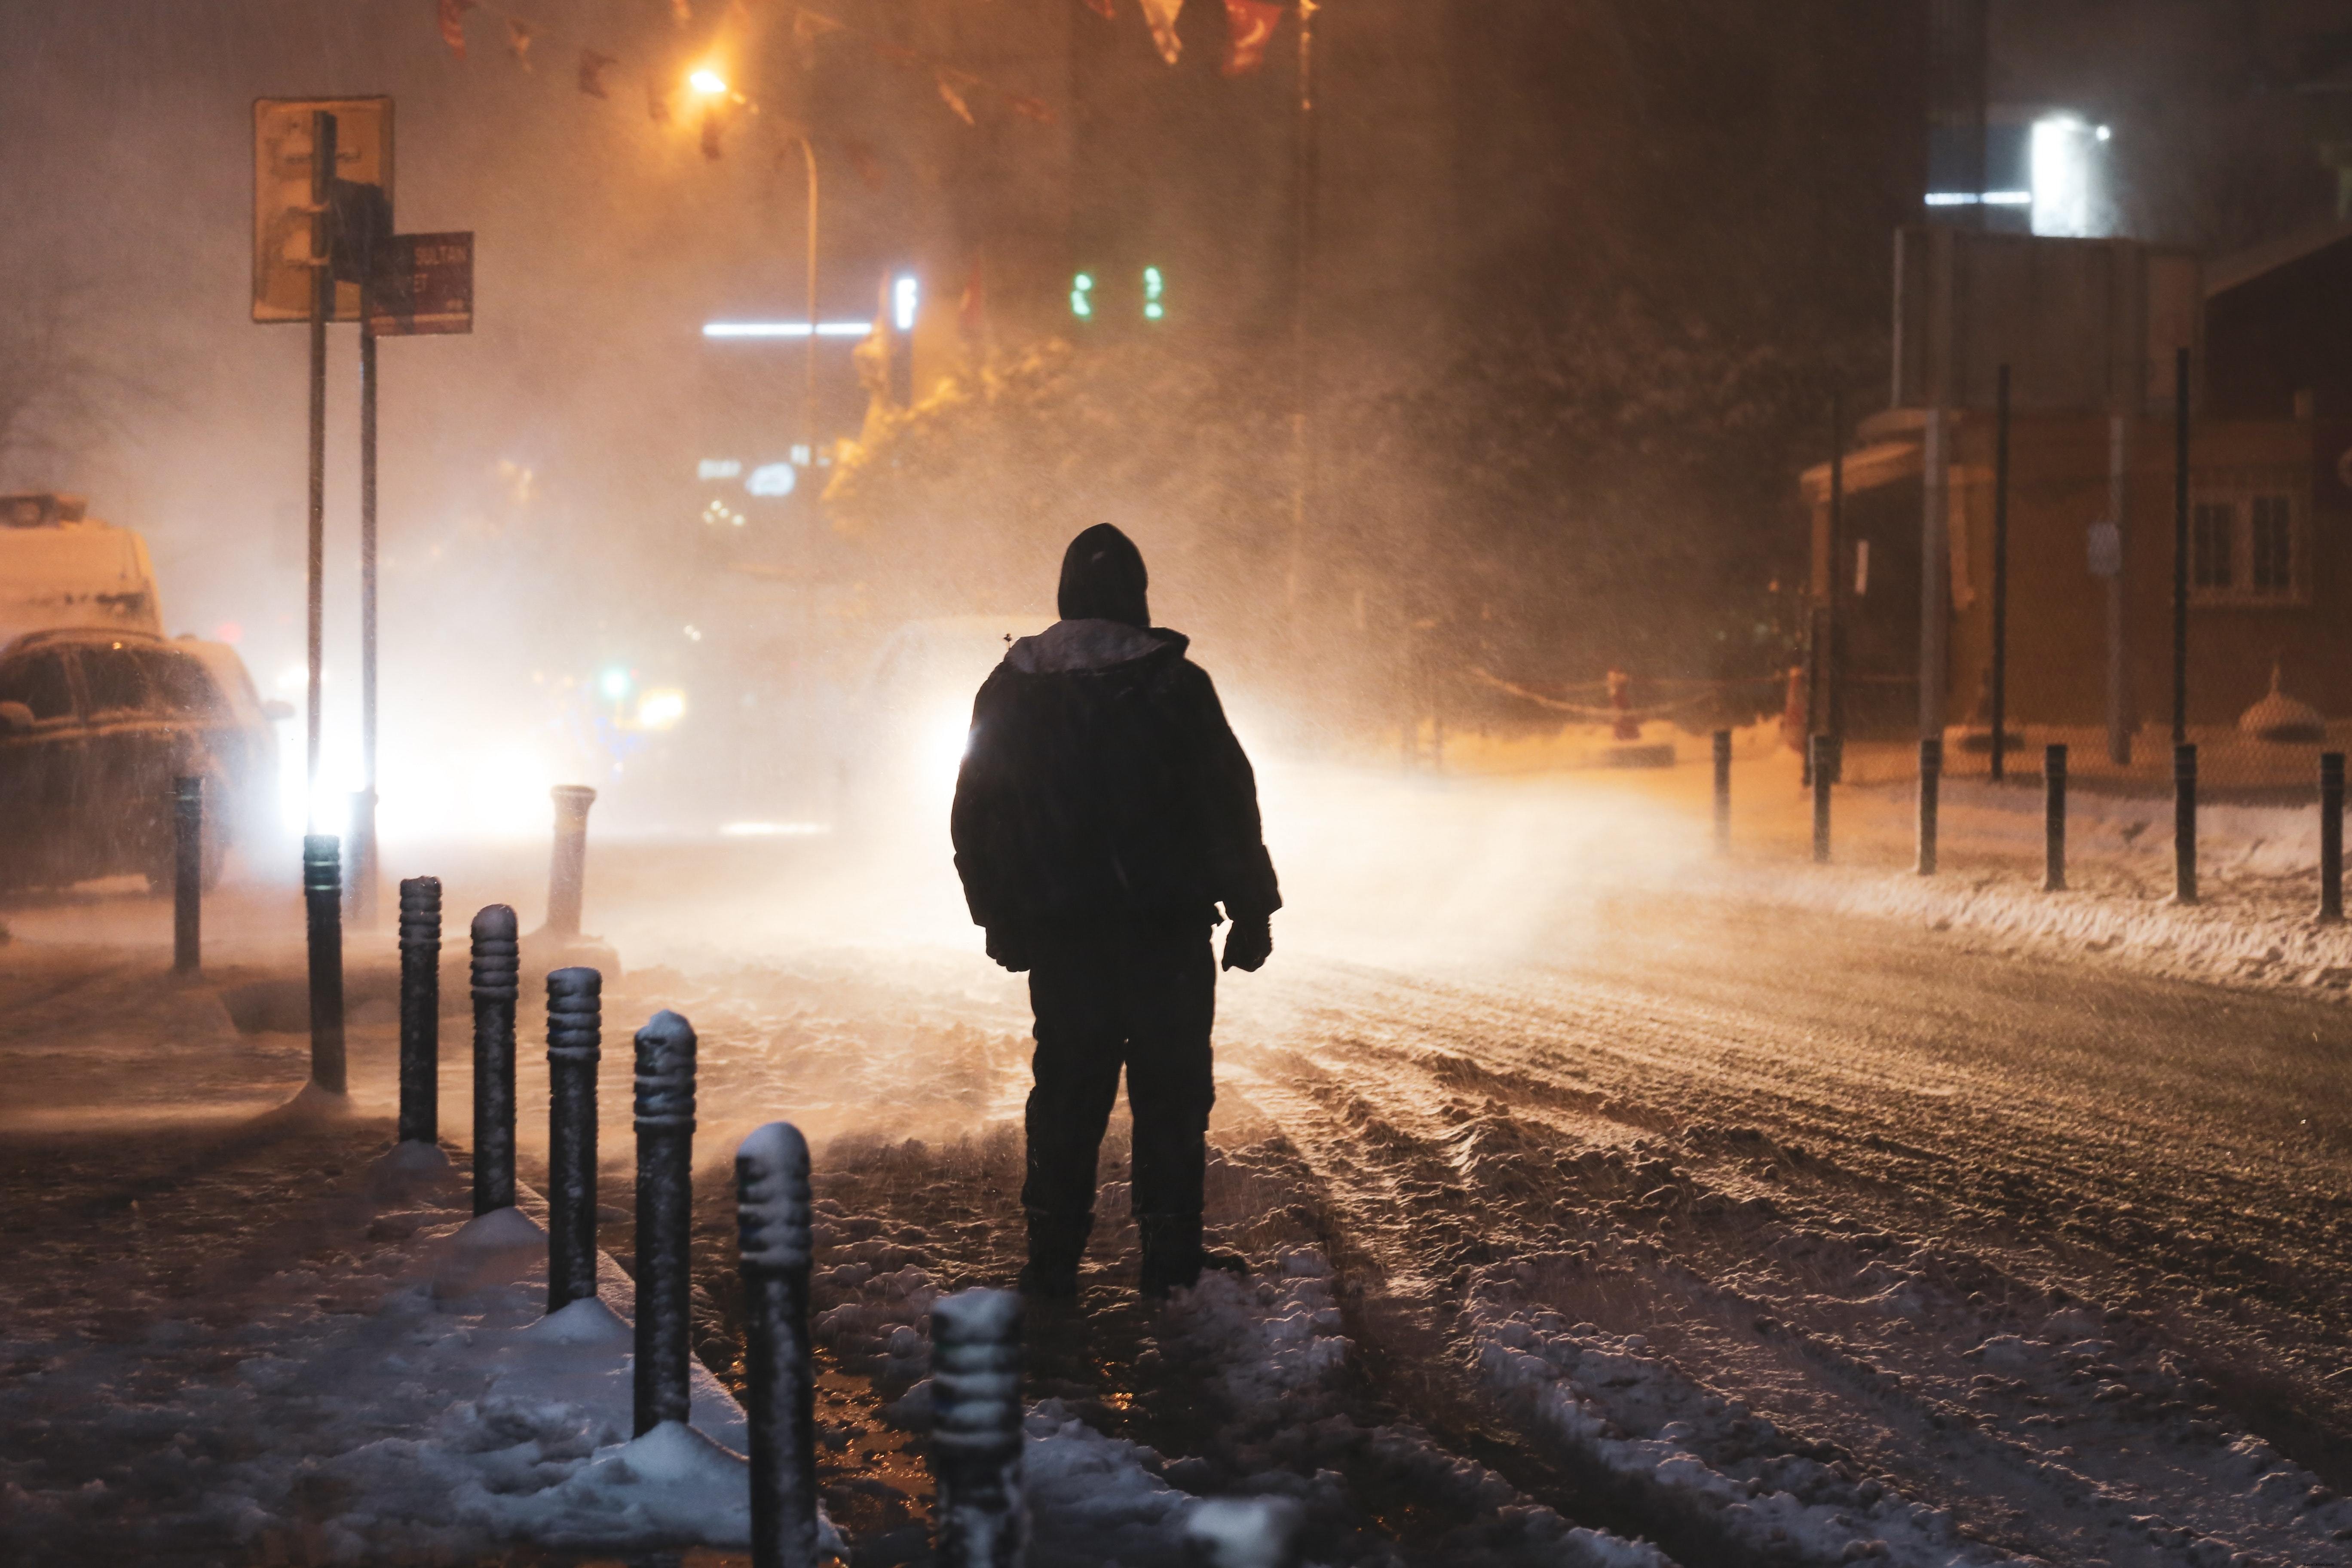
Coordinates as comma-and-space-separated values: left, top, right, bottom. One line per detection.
952, 524, 1280, 1300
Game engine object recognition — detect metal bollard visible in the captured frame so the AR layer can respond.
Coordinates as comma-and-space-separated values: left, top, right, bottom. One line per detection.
738, 1122, 819, 1568
546, 967, 602, 1314
1809, 734, 1831, 864
2322, 752, 2345, 925
634, 1009, 698, 1436
1711, 729, 1732, 854
2174, 744, 2199, 906
1916, 735, 1942, 876
2044, 744, 2068, 893
547, 785, 599, 938
303, 834, 346, 1094
398, 877, 442, 1145
172, 776, 202, 975
471, 904, 520, 1215
930, 1288, 1026, 1568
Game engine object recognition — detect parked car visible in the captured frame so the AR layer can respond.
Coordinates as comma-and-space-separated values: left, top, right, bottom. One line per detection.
0, 628, 285, 891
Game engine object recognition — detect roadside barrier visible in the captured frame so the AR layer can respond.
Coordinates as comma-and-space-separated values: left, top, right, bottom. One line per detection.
930, 1287, 1026, 1568
172, 776, 202, 975
2174, 744, 2199, 905
1809, 735, 1832, 864
303, 834, 346, 1094
398, 877, 441, 1145
2323, 752, 2345, 925
634, 1009, 698, 1436
1915, 736, 1941, 876
737, 1122, 820, 1568
471, 904, 520, 1215
1711, 729, 1731, 854
546, 967, 602, 1314
2043, 745, 2068, 893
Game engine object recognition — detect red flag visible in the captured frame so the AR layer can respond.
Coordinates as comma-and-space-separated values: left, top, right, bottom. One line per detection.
578, 49, 617, 98
1138, 0, 1182, 65
505, 18, 534, 69
437, 0, 475, 59
1079, 0, 1115, 16
1220, 0, 1283, 76
934, 68, 977, 126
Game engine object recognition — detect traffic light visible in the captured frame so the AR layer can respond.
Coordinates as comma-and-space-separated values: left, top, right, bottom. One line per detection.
1070, 272, 1095, 320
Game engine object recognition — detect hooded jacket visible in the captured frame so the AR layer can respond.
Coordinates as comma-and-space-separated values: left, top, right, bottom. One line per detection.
950, 614, 1281, 931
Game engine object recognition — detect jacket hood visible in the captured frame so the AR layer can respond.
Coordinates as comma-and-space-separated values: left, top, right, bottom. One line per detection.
1057, 524, 1151, 628
1005, 618, 1187, 674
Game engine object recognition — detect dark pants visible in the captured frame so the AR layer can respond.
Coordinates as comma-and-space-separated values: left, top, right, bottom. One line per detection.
1021, 920, 1216, 1219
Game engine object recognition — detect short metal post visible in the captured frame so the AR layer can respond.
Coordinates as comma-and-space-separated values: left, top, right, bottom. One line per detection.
634, 1009, 698, 1436
2043, 744, 2068, 893
303, 834, 346, 1094
398, 876, 442, 1145
471, 904, 520, 1215
738, 1122, 818, 1568
2174, 743, 2198, 905
172, 776, 202, 975
1916, 735, 1942, 876
1810, 734, 1831, 864
546, 967, 602, 1314
1711, 729, 1731, 854
2321, 752, 2344, 925
930, 1288, 1026, 1568
548, 785, 598, 938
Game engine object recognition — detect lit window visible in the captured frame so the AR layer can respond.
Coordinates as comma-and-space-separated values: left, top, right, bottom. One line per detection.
1142, 266, 1164, 321
698, 458, 743, 480
1070, 272, 1094, 319
2252, 495, 2293, 593
2192, 503, 2233, 590
893, 274, 918, 333
2189, 484, 2306, 603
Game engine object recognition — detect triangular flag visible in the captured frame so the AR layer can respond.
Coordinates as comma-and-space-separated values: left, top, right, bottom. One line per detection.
1220, 0, 1282, 75
1080, 0, 1116, 16
437, 0, 476, 59
934, 68, 977, 126
578, 49, 617, 98
1138, 0, 1183, 65
505, 18, 534, 69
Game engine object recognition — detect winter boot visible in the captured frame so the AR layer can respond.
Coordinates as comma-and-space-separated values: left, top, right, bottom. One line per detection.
1017, 1207, 1092, 1300
1137, 1212, 1248, 1298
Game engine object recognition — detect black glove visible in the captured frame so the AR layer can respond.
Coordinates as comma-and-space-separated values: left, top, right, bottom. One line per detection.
1221, 914, 1272, 973
985, 925, 1034, 974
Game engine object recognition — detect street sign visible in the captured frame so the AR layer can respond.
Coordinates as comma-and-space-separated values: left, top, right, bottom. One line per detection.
367, 233, 474, 337
252, 97, 393, 323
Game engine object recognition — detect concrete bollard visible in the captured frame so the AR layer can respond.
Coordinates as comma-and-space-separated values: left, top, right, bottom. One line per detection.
547, 785, 599, 938
1711, 729, 1731, 855
1915, 735, 1942, 876
303, 834, 346, 1094
2043, 745, 2068, 893
2322, 752, 2344, 925
398, 877, 442, 1145
1809, 734, 1832, 864
471, 904, 521, 1216
172, 776, 202, 975
634, 1009, 698, 1436
930, 1288, 1026, 1568
1184, 1497, 1307, 1568
546, 967, 602, 1314
2174, 744, 2199, 906
738, 1122, 819, 1568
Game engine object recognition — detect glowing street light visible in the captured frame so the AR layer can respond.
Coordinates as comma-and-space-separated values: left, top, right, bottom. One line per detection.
689, 68, 728, 97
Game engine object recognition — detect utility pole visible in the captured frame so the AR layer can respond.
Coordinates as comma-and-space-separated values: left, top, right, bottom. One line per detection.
356, 307, 380, 925
1990, 363, 2010, 781
2172, 345, 2190, 744
305, 109, 335, 831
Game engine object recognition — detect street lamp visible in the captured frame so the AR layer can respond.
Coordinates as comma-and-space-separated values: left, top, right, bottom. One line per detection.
689, 68, 728, 97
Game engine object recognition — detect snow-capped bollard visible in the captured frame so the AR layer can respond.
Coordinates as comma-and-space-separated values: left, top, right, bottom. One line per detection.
2321, 752, 2344, 925
929, 1287, 1026, 1568
546, 967, 602, 1314
547, 784, 598, 938
398, 876, 442, 1146
738, 1122, 819, 1568
1915, 735, 1941, 876
303, 834, 346, 1094
634, 1009, 698, 1436
471, 904, 521, 1216
1184, 1496, 1306, 1568
2043, 744, 2068, 893
2174, 743, 2198, 905
1711, 729, 1731, 855
172, 775, 202, 975
1809, 735, 1832, 864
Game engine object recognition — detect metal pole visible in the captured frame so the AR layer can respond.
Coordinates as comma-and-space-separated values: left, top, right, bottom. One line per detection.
1920, 407, 1949, 741
303, 834, 346, 1093
1810, 734, 1831, 864
1991, 363, 2010, 782
355, 314, 379, 927
172, 776, 202, 975
1917, 735, 1941, 876
471, 903, 519, 1215
2105, 413, 2132, 767
546, 967, 602, 1314
2043, 744, 2068, 892
634, 1009, 698, 1436
799, 136, 819, 464
2174, 743, 2198, 905
547, 785, 597, 938
2173, 345, 2190, 745
305, 110, 336, 830
1711, 729, 1731, 854
738, 1122, 819, 1568
2321, 751, 2343, 925
1281, 0, 1319, 606
1827, 392, 1845, 751
930, 1289, 1026, 1568
398, 876, 441, 1145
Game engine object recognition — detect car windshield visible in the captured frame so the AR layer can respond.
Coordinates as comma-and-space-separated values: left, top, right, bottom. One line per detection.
78, 644, 150, 714
0, 651, 75, 720
134, 647, 225, 719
